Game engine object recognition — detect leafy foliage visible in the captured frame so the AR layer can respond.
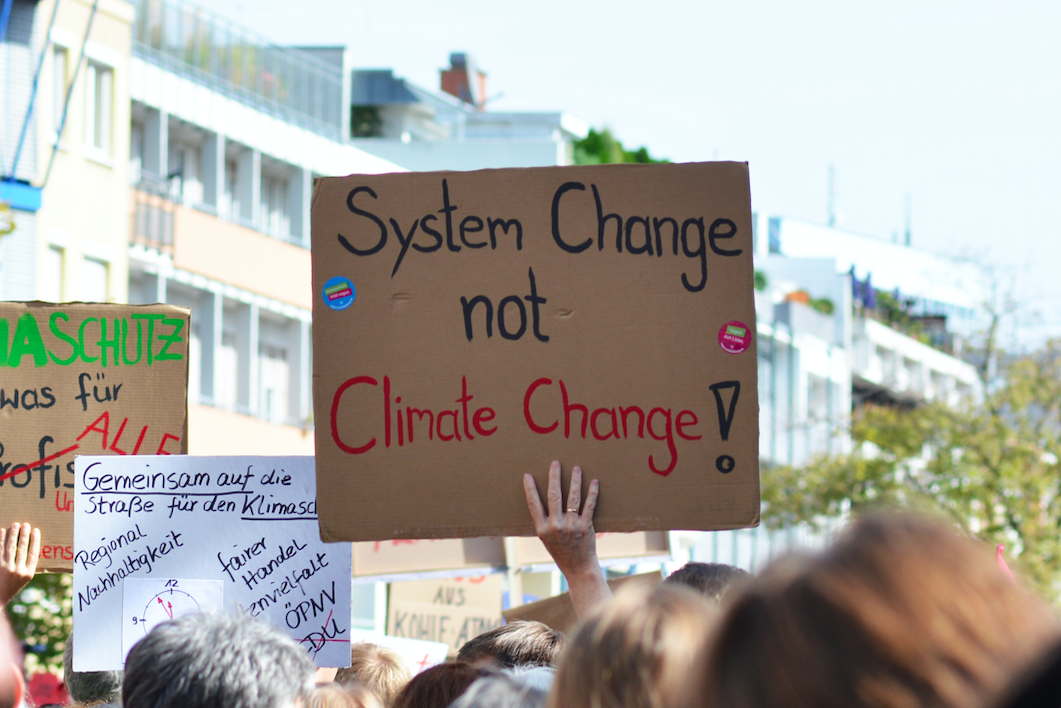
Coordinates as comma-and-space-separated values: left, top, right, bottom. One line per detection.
7, 573, 72, 674
762, 340, 1061, 599
573, 128, 668, 165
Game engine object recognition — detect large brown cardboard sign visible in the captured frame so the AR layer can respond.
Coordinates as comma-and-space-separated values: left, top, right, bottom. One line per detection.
510, 531, 670, 569
311, 163, 759, 542
0, 303, 189, 571
353, 537, 506, 577
387, 574, 504, 653
502, 571, 663, 634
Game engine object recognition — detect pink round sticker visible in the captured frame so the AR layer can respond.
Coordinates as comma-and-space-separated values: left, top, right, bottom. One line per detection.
718, 321, 751, 354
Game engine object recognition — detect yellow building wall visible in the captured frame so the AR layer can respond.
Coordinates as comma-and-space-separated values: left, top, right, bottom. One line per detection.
34, 0, 133, 304
187, 404, 316, 456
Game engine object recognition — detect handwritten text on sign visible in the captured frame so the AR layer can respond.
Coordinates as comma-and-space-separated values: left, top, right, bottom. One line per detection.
0, 303, 189, 571
312, 163, 760, 543
72, 455, 351, 671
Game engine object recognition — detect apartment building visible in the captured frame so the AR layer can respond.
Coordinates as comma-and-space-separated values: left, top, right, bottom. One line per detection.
122, 0, 401, 453
689, 214, 984, 571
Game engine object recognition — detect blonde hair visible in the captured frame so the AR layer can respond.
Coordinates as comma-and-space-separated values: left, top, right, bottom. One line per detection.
548, 584, 715, 708
694, 513, 1061, 708
306, 684, 382, 708
335, 644, 411, 708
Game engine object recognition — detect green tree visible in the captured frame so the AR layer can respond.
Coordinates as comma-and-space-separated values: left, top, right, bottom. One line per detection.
7, 573, 72, 674
573, 128, 668, 165
762, 340, 1061, 599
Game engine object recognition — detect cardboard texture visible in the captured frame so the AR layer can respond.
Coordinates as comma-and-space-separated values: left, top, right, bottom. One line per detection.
311, 163, 760, 542
0, 302, 190, 571
511, 531, 670, 568
353, 537, 505, 577
72, 455, 352, 670
502, 571, 664, 634
387, 574, 504, 653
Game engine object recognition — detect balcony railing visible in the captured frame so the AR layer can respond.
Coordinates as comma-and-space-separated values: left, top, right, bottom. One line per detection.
130, 0, 345, 140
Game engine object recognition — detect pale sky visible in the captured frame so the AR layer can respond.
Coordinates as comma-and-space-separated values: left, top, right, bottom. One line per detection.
209, 0, 1061, 346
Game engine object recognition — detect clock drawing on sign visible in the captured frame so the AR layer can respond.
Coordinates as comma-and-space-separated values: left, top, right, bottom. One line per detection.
133, 583, 203, 636
121, 578, 224, 664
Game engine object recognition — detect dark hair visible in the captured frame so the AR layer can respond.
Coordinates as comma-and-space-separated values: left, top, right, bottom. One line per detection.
693, 513, 1061, 708
391, 662, 492, 708
122, 612, 314, 708
456, 622, 565, 669
335, 643, 411, 707
62, 634, 123, 706
663, 562, 750, 603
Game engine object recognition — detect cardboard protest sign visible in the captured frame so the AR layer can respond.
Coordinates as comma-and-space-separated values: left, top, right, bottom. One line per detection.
510, 531, 670, 569
502, 571, 663, 633
387, 574, 504, 654
72, 455, 351, 670
348, 629, 449, 675
0, 302, 189, 571
312, 163, 759, 542
353, 537, 505, 578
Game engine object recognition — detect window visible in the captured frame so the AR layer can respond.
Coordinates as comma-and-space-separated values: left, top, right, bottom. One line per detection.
84, 62, 112, 154
79, 257, 108, 302
42, 247, 64, 302
221, 159, 238, 220
52, 47, 68, 134
217, 331, 239, 411
168, 140, 203, 204
130, 122, 144, 183
260, 172, 289, 238
258, 343, 289, 423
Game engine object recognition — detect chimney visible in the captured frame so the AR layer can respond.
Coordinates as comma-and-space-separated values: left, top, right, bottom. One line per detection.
440, 52, 487, 111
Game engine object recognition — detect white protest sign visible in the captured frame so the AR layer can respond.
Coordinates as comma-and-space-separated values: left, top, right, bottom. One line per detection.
348, 629, 449, 675
73, 455, 352, 670
121, 578, 224, 659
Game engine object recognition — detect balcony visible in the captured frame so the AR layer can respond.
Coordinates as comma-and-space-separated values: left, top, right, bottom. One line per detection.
130, 0, 345, 140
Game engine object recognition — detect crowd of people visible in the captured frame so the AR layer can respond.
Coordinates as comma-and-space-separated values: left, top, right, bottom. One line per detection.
1, 459, 1060, 708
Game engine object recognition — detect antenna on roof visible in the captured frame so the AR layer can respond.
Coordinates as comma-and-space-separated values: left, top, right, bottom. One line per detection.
904, 193, 911, 247
827, 165, 836, 227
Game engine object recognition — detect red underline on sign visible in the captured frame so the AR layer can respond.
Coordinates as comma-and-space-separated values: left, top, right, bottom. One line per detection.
0, 443, 80, 483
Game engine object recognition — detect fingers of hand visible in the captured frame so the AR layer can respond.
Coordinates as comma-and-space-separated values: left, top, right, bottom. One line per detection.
523, 474, 547, 528
15, 523, 30, 567
583, 479, 600, 520
566, 466, 582, 514
546, 460, 563, 517
2, 523, 18, 566
26, 528, 40, 573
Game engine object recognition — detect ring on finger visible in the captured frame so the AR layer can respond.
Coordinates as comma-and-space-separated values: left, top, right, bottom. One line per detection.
566, 506, 579, 513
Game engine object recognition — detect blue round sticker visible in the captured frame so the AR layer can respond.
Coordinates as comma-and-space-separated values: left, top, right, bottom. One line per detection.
323, 276, 356, 311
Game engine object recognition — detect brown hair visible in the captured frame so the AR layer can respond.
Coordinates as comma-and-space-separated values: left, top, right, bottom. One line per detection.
391, 662, 492, 708
548, 584, 715, 708
335, 644, 411, 708
694, 513, 1061, 708
664, 562, 751, 604
457, 621, 566, 668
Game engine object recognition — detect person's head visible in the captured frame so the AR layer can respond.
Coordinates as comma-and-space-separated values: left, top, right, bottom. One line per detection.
391, 662, 492, 708
62, 633, 123, 706
664, 562, 751, 604
305, 684, 383, 708
502, 666, 555, 693
548, 584, 715, 708
334, 644, 411, 708
456, 622, 565, 669
449, 673, 547, 708
122, 612, 315, 708
693, 512, 1061, 708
